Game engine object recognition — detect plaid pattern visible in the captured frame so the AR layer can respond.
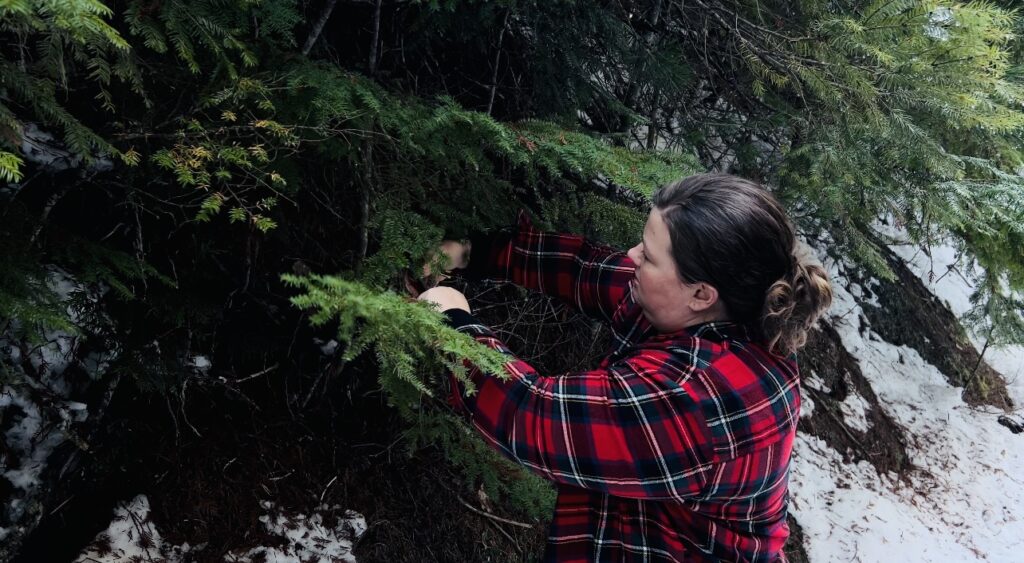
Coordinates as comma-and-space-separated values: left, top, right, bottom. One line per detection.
447, 213, 799, 562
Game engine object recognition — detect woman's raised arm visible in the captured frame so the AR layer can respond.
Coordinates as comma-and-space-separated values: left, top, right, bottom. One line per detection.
460, 211, 635, 324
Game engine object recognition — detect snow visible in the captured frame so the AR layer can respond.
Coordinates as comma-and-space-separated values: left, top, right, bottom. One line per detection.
190, 355, 212, 372
789, 250, 1024, 562
881, 229, 1024, 406
838, 389, 871, 433
800, 392, 815, 419
73, 495, 199, 563
0, 268, 115, 545
1, 406, 65, 492
317, 338, 340, 356
226, 501, 367, 563
18, 122, 114, 173
20, 122, 79, 172
76, 497, 367, 563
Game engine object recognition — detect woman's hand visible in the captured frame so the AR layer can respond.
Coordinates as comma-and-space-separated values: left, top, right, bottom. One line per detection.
422, 240, 471, 281
418, 286, 471, 313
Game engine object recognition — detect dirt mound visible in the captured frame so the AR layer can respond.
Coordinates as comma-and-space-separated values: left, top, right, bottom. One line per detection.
860, 242, 1013, 411
797, 323, 913, 476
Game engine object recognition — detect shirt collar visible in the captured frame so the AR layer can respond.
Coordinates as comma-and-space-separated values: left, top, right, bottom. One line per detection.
647, 320, 757, 344
688, 320, 757, 342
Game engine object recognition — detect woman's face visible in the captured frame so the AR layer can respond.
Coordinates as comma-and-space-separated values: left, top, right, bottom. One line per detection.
626, 209, 720, 332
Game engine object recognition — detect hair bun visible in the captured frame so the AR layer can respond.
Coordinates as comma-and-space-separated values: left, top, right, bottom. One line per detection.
762, 249, 832, 356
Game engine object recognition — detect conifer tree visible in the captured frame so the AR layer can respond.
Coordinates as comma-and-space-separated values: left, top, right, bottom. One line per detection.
2, 0, 1023, 557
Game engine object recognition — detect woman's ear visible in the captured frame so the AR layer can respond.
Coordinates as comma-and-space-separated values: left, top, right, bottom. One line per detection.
689, 282, 720, 312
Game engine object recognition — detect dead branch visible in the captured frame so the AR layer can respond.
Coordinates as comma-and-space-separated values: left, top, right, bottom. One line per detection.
303, 0, 339, 56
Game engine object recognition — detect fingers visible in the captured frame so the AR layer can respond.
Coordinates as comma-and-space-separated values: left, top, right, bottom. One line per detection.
421, 240, 466, 288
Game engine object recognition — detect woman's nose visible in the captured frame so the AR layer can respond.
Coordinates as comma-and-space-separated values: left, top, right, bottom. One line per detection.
627, 243, 641, 264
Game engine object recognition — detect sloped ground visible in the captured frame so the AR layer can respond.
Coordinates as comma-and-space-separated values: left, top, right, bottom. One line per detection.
11, 353, 552, 563
787, 241, 1023, 561
7, 246, 1022, 562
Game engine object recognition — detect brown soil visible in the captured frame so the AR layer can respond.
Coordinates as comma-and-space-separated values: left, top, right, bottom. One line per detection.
858, 239, 1013, 411
783, 514, 810, 563
22, 256, 1001, 563
797, 323, 913, 476
16, 372, 550, 563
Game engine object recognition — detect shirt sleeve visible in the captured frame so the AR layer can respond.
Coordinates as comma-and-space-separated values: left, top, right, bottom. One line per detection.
443, 309, 712, 502
463, 211, 636, 324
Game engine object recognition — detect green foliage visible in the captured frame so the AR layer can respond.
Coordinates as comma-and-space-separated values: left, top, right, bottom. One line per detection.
0, 260, 77, 338
359, 209, 445, 288
407, 411, 556, 523
0, 151, 24, 182
282, 273, 510, 414
151, 134, 287, 232
733, 1, 1024, 295
57, 238, 176, 300
540, 192, 648, 251
125, 0, 300, 77
3, 0, 1024, 548
0, 0, 138, 170
513, 120, 700, 197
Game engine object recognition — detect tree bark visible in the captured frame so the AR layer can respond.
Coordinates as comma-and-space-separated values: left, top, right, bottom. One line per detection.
303, 0, 339, 56
487, 11, 511, 116
368, 0, 383, 76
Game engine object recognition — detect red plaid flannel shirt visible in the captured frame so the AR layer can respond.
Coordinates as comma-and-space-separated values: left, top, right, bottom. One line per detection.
443, 213, 799, 562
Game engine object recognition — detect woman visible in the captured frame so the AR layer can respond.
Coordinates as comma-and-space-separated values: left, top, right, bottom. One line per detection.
419, 173, 832, 562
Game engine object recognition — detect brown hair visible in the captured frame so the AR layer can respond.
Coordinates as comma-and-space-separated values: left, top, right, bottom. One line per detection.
651, 173, 832, 356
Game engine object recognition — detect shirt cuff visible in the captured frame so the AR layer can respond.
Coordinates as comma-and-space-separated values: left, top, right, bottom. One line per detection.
442, 308, 481, 330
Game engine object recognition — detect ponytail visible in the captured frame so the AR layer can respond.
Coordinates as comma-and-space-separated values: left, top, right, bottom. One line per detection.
761, 246, 833, 357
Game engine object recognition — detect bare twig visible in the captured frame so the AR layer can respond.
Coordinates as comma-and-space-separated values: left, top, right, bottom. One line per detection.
30, 183, 73, 245
962, 329, 992, 399
368, 0, 384, 76
235, 363, 279, 383
357, 143, 373, 267
303, 0, 339, 56
486, 11, 511, 115
320, 474, 339, 502
485, 516, 524, 555
452, 494, 534, 529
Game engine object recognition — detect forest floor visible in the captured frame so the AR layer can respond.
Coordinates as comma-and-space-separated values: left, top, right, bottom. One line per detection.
11, 240, 1024, 563
787, 235, 1024, 562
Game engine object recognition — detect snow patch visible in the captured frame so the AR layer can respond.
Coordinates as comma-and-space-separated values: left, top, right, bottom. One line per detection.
800, 392, 815, 419
1, 381, 83, 528
1, 268, 116, 546
19, 122, 115, 173
226, 501, 367, 563
74, 495, 198, 563
77, 498, 367, 563
317, 338, 339, 356
802, 371, 831, 394
838, 389, 871, 433
789, 253, 1024, 562
190, 355, 212, 372
878, 227, 1024, 408
21, 122, 80, 172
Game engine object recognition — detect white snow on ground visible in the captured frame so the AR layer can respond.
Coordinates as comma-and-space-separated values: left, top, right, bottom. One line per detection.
76, 497, 367, 563
227, 501, 367, 563
74, 495, 198, 563
880, 226, 1024, 405
790, 250, 1024, 562
0, 269, 96, 543
800, 392, 815, 419
0, 391, 67, 493
838, 389, 872, 434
